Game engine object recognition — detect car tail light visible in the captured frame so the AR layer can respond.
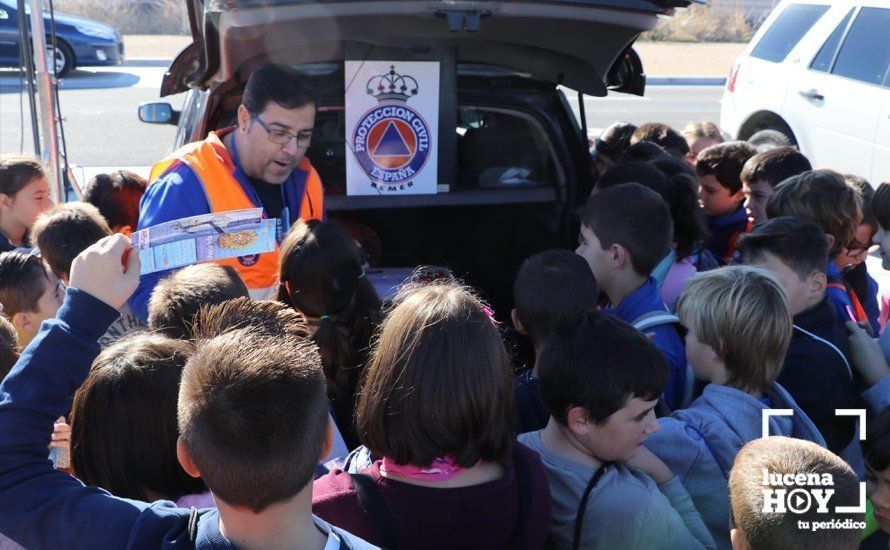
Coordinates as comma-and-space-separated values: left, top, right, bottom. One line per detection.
727, 61, 741, 93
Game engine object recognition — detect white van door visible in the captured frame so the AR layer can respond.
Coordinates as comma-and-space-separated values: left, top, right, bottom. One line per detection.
782, 6, 890, 179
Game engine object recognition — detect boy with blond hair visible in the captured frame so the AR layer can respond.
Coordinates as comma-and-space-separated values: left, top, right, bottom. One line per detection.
729, 437, 864, 550
645, 266, 825, 549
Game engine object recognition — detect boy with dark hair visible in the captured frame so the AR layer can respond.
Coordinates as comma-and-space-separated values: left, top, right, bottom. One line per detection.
518, 310, 715, 549
148, 263, 250, 340
695, 141, 759, 264
29, 202, 112, 282
511, 249, 599, 434
82, 170, 147, 236
0, 250, 64, 347
729, 437, 864, 550
576, 183, 687, 409
29, 202, 144, 346
839, 175, 881, 335
738, 217, 859, 455
631, 122, 690, 160
0, 234, 376, 549
645, 265, 825, 549
766, 170, 864, 327
740, 146, 812, 225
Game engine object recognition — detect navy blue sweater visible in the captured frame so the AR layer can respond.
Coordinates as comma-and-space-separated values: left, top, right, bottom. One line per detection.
0, 288, 229, 548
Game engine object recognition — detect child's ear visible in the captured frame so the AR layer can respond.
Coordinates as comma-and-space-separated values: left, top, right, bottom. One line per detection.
176, 437, 202, 478
114, 225, 132, 237
809, 271, 827, 298
511, 309, 527, 336
566, 406, 592, 435
11, 311, 31, 334
824, 234, 836, 251
0, 193, 13, 212
730, 528, 749, 550
610, 243, 629, 269
730, 188, 746, 203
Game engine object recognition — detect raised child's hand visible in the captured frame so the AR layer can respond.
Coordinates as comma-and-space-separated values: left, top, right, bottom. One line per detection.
845, 321, 890, 386
69, 234, 140, 311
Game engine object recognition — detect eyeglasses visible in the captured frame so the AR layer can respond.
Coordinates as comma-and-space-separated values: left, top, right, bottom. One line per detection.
250, 113, 316, 148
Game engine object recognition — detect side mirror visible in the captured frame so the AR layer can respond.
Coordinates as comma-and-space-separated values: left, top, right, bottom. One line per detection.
138, 102, 179, 125
607, 47, 646, 97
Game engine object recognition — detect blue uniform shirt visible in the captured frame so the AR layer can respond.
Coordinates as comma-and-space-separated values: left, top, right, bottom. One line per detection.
129, 132, 311, 322
605, 277, 687, 410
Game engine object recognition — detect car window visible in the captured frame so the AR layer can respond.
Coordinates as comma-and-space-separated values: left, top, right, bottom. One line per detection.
809, 9, 853, 73
0, 8, 8, 20
308, 105, 559, 193
831, 7, 890, 87
750, 3, 829, 63
456, 107, 558, 189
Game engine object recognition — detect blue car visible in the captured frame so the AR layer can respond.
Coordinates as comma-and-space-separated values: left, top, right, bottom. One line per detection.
0, 0, 123, 77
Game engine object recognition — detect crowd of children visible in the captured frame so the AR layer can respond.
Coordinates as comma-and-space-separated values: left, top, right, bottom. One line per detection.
1, 115, 890, 550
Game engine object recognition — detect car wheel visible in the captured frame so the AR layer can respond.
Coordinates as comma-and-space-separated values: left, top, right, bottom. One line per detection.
45, 41, 74, 78
747, 128, 794, 152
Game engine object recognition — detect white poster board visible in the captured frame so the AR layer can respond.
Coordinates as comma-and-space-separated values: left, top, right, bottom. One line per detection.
345, 61, 440, 195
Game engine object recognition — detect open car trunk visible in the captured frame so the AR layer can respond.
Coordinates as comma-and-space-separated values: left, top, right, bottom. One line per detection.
165, 0, 695, 97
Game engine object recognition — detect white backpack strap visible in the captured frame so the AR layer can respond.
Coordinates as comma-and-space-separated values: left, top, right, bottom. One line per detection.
792, 324, 852, 379
632, 311, 681, 332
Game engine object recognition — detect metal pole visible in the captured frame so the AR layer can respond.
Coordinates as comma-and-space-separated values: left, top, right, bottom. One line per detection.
16, 0, 39, 156
27, 0, 63, 203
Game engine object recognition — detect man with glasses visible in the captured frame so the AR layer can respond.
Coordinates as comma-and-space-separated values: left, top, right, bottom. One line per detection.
130, 64, 325, 322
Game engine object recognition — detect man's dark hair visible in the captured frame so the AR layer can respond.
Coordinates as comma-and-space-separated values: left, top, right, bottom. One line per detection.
83, 170, 146, 231
865, 406, 890, 473
148, 264, 250, 340
631, 122, 690, 159
695, 141, 759, 194
740, 146, 812, 189
513, 249, 599, 348
737, 216, 829, 281
539, 310, 668, 425
242, 64, 318, 114
0, 250, 50, 316
29, 202, 113, 278
578, 183, 673, 277
70, 334, 205, 501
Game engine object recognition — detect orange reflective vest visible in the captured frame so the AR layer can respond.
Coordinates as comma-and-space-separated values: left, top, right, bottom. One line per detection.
148, 128, 324, 299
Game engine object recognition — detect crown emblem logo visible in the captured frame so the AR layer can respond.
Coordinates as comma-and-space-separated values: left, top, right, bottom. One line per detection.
367, 65, 419, 103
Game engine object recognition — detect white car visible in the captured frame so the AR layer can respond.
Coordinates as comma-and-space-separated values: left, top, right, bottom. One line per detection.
720, 0, 890, 184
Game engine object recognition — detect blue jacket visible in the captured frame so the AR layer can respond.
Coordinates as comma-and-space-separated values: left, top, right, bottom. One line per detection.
705, 205, 747, 265
826, 260, 857, 326
514, 371, 549, 435
0, 288, 370, 549
129, 134, 313, 322
644, 383, 825, 550
605, 277, 686, 410
783, 298, 859, 454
